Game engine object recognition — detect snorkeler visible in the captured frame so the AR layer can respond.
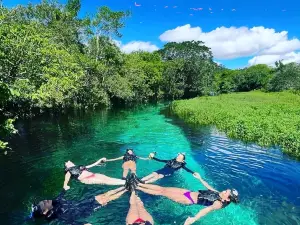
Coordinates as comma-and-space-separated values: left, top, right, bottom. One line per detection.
141, 152, 197, 183
126, 190, 154, 225
133, 173, 239, 225
105, 148, 149, 180
63, 158, 126, 190
29, 186, 127, 225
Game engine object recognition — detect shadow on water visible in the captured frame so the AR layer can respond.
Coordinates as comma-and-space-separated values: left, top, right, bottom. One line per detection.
1, 103, 300, 225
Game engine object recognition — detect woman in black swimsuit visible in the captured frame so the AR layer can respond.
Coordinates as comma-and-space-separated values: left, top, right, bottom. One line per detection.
134, 173, 239, 225
106, 149, 149, 180
141, 152, 197, 183
29, 186, 127, 225
63, 159, 125, 190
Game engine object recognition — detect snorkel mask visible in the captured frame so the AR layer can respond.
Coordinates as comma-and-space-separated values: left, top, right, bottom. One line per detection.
229, 189, 239, 203
28, 204, 41, 219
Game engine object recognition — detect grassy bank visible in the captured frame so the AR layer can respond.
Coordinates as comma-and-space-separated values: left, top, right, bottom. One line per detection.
171, 91, 300, 158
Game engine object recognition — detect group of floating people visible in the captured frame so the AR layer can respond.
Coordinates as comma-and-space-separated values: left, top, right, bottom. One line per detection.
28, 149, 239, 225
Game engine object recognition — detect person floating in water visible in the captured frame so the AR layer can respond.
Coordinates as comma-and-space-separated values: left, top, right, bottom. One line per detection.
131, 173, 239, 225
29, 186, 127, 225
105, 148, 149, 180
126, 190, 154, 225
63, 158, 126, 190
141, 152, 197, 183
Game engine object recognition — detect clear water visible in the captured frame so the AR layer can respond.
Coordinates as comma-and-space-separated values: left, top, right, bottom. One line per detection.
1, 104, 300, 225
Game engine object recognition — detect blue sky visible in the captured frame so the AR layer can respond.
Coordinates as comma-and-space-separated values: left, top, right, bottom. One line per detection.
4, 0, 300, 68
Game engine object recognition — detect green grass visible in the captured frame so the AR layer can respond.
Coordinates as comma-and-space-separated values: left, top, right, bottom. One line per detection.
171, 91, 300, 158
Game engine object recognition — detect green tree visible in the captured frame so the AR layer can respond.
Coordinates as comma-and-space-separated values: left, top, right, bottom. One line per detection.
268, 62, 300, 91
235, 64, 273, 92
91, 6, 130, 61
0, 82, 16, 150
158, 41, 216, 98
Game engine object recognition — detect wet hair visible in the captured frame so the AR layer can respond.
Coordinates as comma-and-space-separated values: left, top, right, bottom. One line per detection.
177, 153, 186, 161
126, 148, 134, 153
31, 200, 54, 219
132, 221, 152, 225
31, 204, 43, 218
229, 189, 239, 203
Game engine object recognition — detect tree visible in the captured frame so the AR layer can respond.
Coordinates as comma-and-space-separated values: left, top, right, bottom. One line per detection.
92, 6, 130, 61
234, 64, 273, 92
158, 41, 216, 98
0, 82, 16, 150
268, 62, 300, 91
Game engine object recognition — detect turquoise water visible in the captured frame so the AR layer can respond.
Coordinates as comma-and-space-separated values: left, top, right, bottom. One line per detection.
1, 104, 300, 224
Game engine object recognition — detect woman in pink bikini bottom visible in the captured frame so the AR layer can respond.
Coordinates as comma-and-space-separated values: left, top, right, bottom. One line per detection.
63, 159, 125, 190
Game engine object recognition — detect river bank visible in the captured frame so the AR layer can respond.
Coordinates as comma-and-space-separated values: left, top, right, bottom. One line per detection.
171, 91, 300, 158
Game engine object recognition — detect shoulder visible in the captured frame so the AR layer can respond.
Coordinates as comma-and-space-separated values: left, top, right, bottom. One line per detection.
212, 200, 223, 210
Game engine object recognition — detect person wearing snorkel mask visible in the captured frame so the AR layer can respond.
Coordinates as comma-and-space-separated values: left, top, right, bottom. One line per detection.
28, 186, 127, 225
130, 173, 239, 225
105, 148, 149, 180
140, 152, 197, 183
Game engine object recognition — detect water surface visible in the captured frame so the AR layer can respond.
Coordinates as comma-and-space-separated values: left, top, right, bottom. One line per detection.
1, 104, 299, 225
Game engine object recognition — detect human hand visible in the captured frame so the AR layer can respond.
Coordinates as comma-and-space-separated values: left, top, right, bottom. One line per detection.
149, 152, 155, 159
184, 217, 196, 225
193, 172, 201, 179
63, 185, 70, 191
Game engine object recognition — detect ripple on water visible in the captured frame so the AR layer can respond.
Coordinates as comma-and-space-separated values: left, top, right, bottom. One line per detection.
188, 127, 300, 225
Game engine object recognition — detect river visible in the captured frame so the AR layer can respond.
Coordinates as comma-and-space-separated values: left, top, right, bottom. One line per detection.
1, 104, 300, 225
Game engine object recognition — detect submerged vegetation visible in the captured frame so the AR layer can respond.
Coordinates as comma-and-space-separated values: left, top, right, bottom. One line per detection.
171, 91, 300, 158
1, 0, 300, 153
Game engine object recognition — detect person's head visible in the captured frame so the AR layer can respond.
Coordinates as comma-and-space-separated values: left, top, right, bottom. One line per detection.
132, 221, 152, 225
220, 189, 239, 203
65, 160, 75, 169
126, 148, 134, 155
31, 200, 54, 218
175, 153, 186, 162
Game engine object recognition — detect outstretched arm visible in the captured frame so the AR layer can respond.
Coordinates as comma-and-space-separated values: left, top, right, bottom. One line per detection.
184, 201, 222, 225
137, 156, 150, 160
182, 165, 195, 174
152, 157, 169, 163
193, 173, 219, 192
86, 158, 107, 169
63, 172, 71, 190
105, 156, 124, 162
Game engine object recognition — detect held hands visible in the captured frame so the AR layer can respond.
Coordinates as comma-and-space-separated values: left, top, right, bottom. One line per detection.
193, 172, 201, 179
184, 217, 196, 225
149, 152, 155, 159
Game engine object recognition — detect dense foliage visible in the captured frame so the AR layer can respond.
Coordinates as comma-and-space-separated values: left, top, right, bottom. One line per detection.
172, 91, 300, 158
1, 0, 300, 152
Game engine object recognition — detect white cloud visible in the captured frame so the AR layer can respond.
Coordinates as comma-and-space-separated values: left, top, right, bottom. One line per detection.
119, 41, 159, 53
159, 24, 300, 60
248, 52, 300, 66
260, 39, 300, 55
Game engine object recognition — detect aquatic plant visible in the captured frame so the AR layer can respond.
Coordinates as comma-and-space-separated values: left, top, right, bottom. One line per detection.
171, 91, 300, 158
